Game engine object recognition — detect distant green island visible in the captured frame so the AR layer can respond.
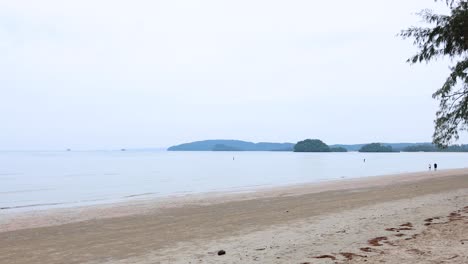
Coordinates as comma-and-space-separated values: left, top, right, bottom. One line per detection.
167, 140, 468, 152
358, 143, 394, 153
402, 144, 468, 152
293, 139, 347, 152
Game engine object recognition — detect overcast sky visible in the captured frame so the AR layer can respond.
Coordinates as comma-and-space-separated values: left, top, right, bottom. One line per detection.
1, 0, 463, 150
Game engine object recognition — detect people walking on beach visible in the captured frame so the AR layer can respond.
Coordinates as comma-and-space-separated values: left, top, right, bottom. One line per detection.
434, 163, 438, 171
429, 164, 431, 171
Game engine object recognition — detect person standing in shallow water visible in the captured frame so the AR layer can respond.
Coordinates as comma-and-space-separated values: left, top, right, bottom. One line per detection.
434, 163, 438, 171
429, 164, 432, 171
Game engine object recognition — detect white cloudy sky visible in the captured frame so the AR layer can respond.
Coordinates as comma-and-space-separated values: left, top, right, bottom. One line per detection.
0, 0, 461, 150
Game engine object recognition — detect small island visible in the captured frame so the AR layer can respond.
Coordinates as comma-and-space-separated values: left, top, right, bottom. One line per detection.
358, 143, 394, 153
330, 146, 347, 152
402, 144, 468, 152
293, 139, 348, 152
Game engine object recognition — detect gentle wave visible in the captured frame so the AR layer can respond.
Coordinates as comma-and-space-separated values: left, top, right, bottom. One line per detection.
124, 192, 156, 198
0, 198, 108, 211
0, 188, 54, 195
0, 202, 63, 210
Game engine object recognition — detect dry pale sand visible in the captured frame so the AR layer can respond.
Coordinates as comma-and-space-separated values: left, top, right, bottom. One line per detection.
1, 169, 468, 264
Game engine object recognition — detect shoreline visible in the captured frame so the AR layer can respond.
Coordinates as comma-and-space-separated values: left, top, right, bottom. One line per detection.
1, 168, 468, 232
1, 169, 468, 263
3, 151, 468, 214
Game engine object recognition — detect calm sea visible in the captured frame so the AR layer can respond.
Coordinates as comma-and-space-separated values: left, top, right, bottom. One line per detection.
1, 151, 467, 212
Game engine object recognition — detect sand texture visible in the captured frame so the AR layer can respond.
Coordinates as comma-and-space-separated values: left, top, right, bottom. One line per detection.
1, 169, 468, 263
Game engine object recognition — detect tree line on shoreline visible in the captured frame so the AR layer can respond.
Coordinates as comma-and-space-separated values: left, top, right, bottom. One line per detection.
167, 139, 468, 152
294, 140, 468, 153
294, 140, 395, 153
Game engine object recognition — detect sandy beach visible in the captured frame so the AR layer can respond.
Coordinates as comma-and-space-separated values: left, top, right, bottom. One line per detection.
1, 169, 468, 264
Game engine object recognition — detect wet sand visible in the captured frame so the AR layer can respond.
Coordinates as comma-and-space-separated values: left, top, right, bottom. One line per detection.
1, 169, 468, 263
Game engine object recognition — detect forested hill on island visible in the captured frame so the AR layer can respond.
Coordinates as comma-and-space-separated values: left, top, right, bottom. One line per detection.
166, 140, 460, 152
167, 140, 295, 151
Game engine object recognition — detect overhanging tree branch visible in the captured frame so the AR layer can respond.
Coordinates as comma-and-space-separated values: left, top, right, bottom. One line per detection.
401, 0, 468, 147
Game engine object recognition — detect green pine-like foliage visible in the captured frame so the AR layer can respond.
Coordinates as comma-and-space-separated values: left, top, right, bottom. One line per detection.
401, 0, 468, 147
